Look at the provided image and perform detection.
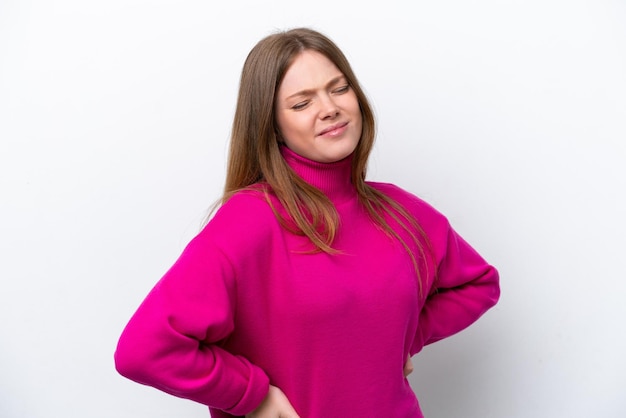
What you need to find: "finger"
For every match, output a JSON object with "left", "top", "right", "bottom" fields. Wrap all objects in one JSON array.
[
  {"left": 282, "top": 405, "right": 301, "bottom": 418},
  {"left": 280, "top": 402, "right": 300, "bottom": 418}
]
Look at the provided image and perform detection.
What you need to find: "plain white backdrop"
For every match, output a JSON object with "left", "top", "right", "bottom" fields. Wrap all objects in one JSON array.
[{"left": 1, "top": 0, "right": 625, "bottom": 417}]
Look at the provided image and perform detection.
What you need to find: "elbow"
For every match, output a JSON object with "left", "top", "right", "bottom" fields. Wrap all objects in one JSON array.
[
  {"left": 114, "top": 346, "right": 134, "bottom": 380},
  {"left": 484, "top": 265, "right": 501, "bottom": 308},
  {"left": 114, "top": 332, "right": 151, "bottom": 383}
]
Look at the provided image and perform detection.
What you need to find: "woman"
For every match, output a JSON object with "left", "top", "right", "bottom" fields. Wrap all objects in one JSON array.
[{"left": 115, "top": 27, "right": 500, "bottom": 418}]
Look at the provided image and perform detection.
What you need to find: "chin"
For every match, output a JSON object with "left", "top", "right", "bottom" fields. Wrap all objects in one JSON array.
[{"left": 333, "top": 143, "right": 358, "bottom": 161}]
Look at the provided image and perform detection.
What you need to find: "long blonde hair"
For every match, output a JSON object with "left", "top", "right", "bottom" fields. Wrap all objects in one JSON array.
[{"left": 222, "top": 28, "right": 431, "bottom": 293}]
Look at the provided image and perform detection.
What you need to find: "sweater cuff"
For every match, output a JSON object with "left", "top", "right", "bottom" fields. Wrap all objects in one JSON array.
[{"left": 221, "top": 363, "right": 270, "bottom": 416}]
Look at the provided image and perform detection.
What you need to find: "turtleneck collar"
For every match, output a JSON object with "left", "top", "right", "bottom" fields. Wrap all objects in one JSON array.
[{"left": 280, "top": 145, "right": 356, "bottom": 204}]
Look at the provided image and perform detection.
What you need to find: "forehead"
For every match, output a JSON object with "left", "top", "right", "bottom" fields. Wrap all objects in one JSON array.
[{"left": 278, "top": 50, "right": 344, "bottom": 96}]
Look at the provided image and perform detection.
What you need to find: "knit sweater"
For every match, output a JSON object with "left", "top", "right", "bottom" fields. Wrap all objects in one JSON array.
[{"left": 114, "top": 146, "right": 500, "bottom": 418}]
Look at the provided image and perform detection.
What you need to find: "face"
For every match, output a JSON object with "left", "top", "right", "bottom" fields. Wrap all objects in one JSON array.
[{"left": 275, "top": 50, "right": 362, "bottom": 163}]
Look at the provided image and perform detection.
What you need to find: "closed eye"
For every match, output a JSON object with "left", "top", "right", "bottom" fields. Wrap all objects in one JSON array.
[
  {"left": 333, "top": 85, "right": 350, "bottom": 94},
  {"left": 292, "top": 101, "right": 310, "bottom": 110}
]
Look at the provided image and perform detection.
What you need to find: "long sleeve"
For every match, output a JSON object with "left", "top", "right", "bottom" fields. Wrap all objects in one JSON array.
[
  {"left": 115, "top": 165, "right": 500, "bottom": 418},
  {"left": 411, "top": 222, "right": 500, "bottom": 355},
  {"left": 114, "top": 206, "right": 270, "bottom": 415}
]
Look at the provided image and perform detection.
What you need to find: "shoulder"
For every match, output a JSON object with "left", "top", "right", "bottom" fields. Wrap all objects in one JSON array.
[
  {"left": 368, "top": 182, "right": 453, "bottom": 255},
  {"left": 213, "top": 187, "right": 276, "bottom": 226},
  {"left": 367, "top": 181, "right": 453, "bottom": 237},
  {"left": 367, "top": 182, "right": 444, "bottom": 219},
  {"left": 196, "top": 187, "right": 280, "bottom": 249},
  {"left": 219, "top": 187, "right": 273, "bottom": 214}
]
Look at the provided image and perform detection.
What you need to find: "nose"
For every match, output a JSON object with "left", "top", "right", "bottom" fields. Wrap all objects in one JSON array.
[{"left": 319, "top": 95, "right": 339, "bottom": 120}]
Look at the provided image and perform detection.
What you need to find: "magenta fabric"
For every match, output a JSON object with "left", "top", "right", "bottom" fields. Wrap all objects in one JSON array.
[{"left": 114, "top": 147, "right": 500, "bottom": 417}]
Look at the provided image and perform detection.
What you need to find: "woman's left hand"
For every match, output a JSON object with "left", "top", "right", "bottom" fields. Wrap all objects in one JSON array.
[{"left": 403, "top": 355, "right": 414, "bottom": 377}]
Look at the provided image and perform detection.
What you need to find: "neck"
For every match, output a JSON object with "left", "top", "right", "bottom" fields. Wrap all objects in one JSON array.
[{"left": 280, "top": 146, "right": 356, "bottom": 204}]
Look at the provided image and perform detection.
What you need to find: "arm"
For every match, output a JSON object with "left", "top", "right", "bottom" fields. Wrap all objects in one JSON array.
[
  {"left": 365, "top": 182, "right": 499, "bottom": 356},
  {"left": 114, "top": 231, "right": 270, "bottom": 415},
  {"left": 411, "top": 224, "right": 500, "bottom": 355}
]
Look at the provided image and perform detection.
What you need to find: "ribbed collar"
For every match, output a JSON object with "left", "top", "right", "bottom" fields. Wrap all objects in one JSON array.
[{"left": 280, "top": 145, "right": 356, "bottom": 204}]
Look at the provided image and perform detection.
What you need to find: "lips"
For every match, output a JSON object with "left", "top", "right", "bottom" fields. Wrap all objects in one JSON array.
[{"left": 318, "top": 122, "right": 348, "bottom": 137}]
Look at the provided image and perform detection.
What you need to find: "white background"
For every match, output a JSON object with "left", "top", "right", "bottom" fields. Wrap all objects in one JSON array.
[{"left": 1, "top": 1, "right": 625, "bottom": 417}]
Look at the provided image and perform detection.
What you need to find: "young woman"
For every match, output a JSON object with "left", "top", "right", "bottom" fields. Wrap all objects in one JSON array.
[{"left": 115, "top": 27, "right": 500, "bottom": 418}]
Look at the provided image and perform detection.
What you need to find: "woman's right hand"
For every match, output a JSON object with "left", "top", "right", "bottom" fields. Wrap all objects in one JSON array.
[{"left": 245, "top": 385, "right": 300, "bottom": 418}]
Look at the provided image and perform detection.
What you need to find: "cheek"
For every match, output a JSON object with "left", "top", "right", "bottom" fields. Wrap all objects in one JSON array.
[
  {"left": 277, "top": 116, "right": 299, "bottom": 144},
  {"left": 283, "top": 114, "right": 313, "bottom": 138},
  {"left": 343, "top": 94, "right": 361, "bottom": 119}
]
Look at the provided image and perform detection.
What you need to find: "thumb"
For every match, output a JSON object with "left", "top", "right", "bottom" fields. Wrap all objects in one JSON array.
[{"left": 280, "top": 403, "right": 301, "bottom": 418}]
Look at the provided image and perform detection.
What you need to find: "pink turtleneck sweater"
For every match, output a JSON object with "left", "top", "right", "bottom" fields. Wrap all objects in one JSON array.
[{"left": 114, "top": 147, "right": 499, "bottom": 418}]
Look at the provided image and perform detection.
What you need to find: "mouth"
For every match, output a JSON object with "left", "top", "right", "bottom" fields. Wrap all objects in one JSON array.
[{"left": 318, "top": 122, "right": 349, "bottom": 137}]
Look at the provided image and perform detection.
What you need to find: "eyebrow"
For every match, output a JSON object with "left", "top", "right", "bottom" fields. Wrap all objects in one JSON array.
[{"left": 284, "top": 75, "right": 347, "bottom": 100}]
